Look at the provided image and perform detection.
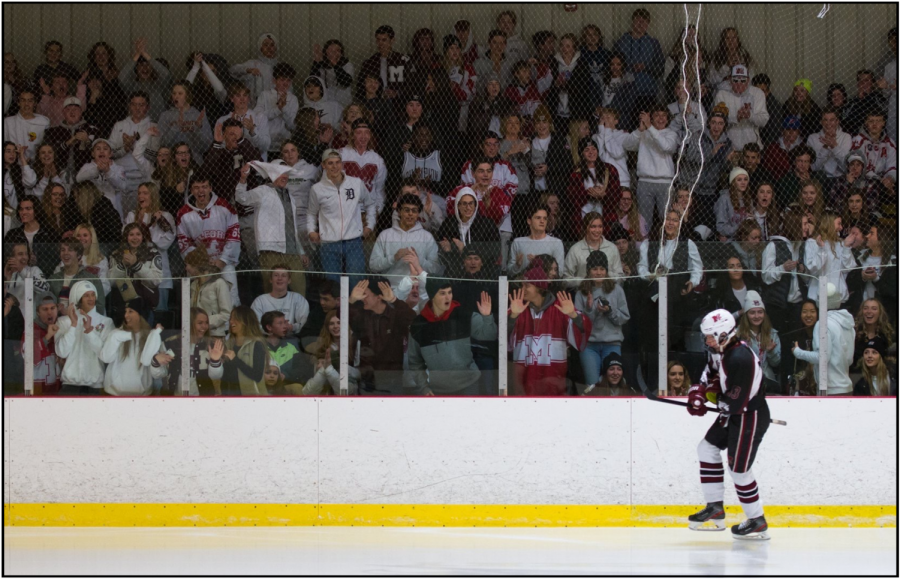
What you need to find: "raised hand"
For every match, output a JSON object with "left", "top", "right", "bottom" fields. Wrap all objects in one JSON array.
[
  {"left": 208, "top": 338, "right": 224, "bottom": 361},
  {"left": 439, "top": 238, "right": 451, "bottom": 253},
  {"left": 214, "top": 122, "right": 224, "bottom": 142},
  {"left": 3, "top": 296, "right": 14, "bottom": 316},
  {"left": 476, "top": 291, "right": 492, "bottom": 316},
  {"left": 377, "top": 281, "right": 396, "bottom": 303},
  {"left": 46, "top": 323, "right": 59, "bottom": 340},
  {"left": 349, "top": 280, "right": 369, "bottom": 303},
  {"left": 67, "top": 303, "right": 78, "bottom": 326},
  {"left": 554, "top": 291, "right": 577, "bottom": 318},
  {"left": 452, "top": 238, "right": 464, "bottom": 251},
  {"left": 82, "top": 315, "right": 94, "bottom": 334},
  {"left": 154, "top": 352, "right": 174, "bottom": 366},
  {"left": 509, "top": 287, "right": 527, "bottom": 317}
]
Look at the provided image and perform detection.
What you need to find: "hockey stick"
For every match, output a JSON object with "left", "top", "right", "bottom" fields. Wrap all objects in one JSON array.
[{"left": 638, "top": 379, "right": 787, "bottom": 426}]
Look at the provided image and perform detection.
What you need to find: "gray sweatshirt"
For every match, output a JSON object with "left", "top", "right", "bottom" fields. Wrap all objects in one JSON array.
[
  {"left": 508, "top": 235, "right": 566, "bottom": 276},
  {"left": 573, "top": 284, "right": 630, "bottom": 344}
]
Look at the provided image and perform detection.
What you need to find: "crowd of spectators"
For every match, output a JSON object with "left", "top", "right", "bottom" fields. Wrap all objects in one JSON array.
[{"left": 2, "top": 10, "right": 897, "bottom": 397}]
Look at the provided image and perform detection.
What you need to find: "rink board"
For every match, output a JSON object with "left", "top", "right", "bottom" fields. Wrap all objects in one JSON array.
[{"left": 3, "top": 397, "right": 896, "bottom": 527}]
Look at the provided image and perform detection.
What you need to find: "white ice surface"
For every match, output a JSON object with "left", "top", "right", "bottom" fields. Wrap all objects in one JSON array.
[{"left": 4, "top": 526, "right": 896, "bottom": 576}]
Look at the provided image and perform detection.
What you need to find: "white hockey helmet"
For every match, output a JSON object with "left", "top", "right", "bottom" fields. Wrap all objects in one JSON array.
[{"left": 700, "top": 309, "right": 737, "bottom": 352}]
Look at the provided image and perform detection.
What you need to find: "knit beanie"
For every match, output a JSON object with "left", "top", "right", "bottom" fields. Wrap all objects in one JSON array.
[
  {"left": 729, "top": 167, "right": 749, "bottom": 184},
  {"left": 743, "top": 290, "right": 765, "bottom": 312},
  {"left": 794, "top": 78, "right": 812, "bottom": 95},
  {"left": 425, "top": 275, "right": 452, "bottom": 299},
  {"left": 586, "top": 250, "right": 609, "bottom": 271},
  {"left": 863, "top": 335, "right": 888, "bottom": 359},
  {"left": 602, "top": 351, "right": 624, "bottom": 376},
  {"left": 523, "top": 258, "right": 549, "bottom": 290}
]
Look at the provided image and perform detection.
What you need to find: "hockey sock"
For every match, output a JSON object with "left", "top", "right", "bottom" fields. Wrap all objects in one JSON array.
[
  {"left": 697, "top": 439, "right": 725, "bottom": 504},
  {"left": 730, "top": 468, "right": 763, "bottom": 520}
]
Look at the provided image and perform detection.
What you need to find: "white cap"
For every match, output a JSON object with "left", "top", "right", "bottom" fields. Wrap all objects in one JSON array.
[
  {"left": 826, "top": 282, "right": 842, "bottom": 311},
  {"left": 63, "top": 96, "right": 82, "bottom": 108},
  {"left": 731, "top": 64, "right": 749, "bottom": 78}
]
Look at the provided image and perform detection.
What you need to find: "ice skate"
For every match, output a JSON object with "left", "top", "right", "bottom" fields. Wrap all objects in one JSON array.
[
  {"left": 731, "top": 515, "right": 770, "bottom": 540},
  {"left": 688, "top": 502, "right": 726, "bottom": 531}
]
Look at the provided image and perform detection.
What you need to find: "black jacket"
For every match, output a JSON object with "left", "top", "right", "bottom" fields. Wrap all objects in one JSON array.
[
  {"left": 3, "top": 225, "right": 61, "bottom": 280},
  {"left": 435, "top": 213, "right": 501, "bottom": 278}
]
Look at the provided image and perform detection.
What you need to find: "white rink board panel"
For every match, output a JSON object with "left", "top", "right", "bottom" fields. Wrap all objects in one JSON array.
[
  {"left": 5, "top": 399, "right": 319, "bottom": 504},
  {"left": 3, "top": 398, "right": 896, "bottom": 508},
  {"left": 631, "top": 397, "right": 898, "bottom": 506},
  {"left": 316, "top": 398, "right": 632, "bottom": 505}
]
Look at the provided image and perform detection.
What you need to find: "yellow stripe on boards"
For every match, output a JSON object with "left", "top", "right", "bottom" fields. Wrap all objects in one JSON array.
[{"left": 4, "top": 504, "right": 896, "bottom": 528}]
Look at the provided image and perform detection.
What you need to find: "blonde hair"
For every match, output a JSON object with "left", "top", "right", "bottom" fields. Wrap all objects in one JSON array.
[
  {"left": 737, "top": 306, "right": 774, "bottom": 352},
  {"left": 74, "top": 223, "right": 103, "bottom": 266},
  {"left": 858, "top": 351, "right": 891, "bottom": 395},
  {"left": 797, "top": 179, "right": 825, "bottom": 223},
  {"left": 666, "top": 361, "right": 691, "bottom": 395},
  {"left": 816, "top": 211, "right": 841, "bottom": 258},
  {"left": 227, "top": 305, "right": 265, "bottom": 342},
  {"left": 73, "top": 181, "right": 102, "bottom": 221},
  {"left": 136, "top": 182, "right": 162, "bottom": 216},
  {"left": 854, "top": 299, "right": 896, "bottom": 350},
  {"left": 568, "top": 118, "right": 589, "bottom": 165}
]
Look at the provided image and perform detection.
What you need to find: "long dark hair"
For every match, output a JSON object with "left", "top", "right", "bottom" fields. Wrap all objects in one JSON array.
[
  {"left": 17, "top": 194, "right": 47, "bottom": 227},
  {"left": 111, "top": 222, "right": 158, "bottom": 264},
  {"left": 603, "top": 52, "right": 627, "bottom": 86}
]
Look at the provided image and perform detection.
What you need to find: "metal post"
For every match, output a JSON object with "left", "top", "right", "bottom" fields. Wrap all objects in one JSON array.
[
  {"left": 498, "top": 276, "right": 508, "bottom": 396},
  {"left": 658, "top": 276, "right": 668, "bottom": 396},
  {"left": 181, "top": 277, "right": 191, "bottom": 395},
  {"left": 817, "top": 275, "right": 829, "bottom": 396},
  {"left": 23, "top": 275, "right": 34, "bottom": 395},
  {"left": 339, "top": 276, "right": 349, "bottom": 395}
]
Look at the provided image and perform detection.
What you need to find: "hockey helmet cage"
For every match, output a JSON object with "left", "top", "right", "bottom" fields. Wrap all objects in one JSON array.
[{"left": 700, "top": 309, "right": 737, "bottom": 352}]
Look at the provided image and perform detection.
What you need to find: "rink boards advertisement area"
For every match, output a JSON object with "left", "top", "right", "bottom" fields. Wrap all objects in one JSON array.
[{"left": 2, "top": 397, "right": 896, "bottom": 528}]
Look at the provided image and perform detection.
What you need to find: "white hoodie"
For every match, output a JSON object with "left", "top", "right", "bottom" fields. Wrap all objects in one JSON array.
[
  {"left": 235, "top": 180, "right": 305, "bottom": 255},
  {"left": 54, "top": 280, "right": 114, "bottom": 388},
  {"left": 101, "top": 326, "right": 165, "bottom": 396},
  {"left": 803, "top": 238, "right": 856, "bottom": 303},
  {"left": 255, "top": 88, "right": 299, "bottom": 153},
  {"left": 807, "top": 129, "right": 852, "bottom": 178},
  {"left": 623, "top": 125, "right": 679, "bottom": 183},
  {"left": 307, "top": 173, "right": 376, "bottom": 243},
  {"left": 594, "top": 126, "right": 630, "bottom": 188},
  {"left": 75, "top": 160, "right": 128, "bottom": 218},
  {"left": 793, "top": 308, "right": 855, "bottom": 394},
  {"left": 301, "top": 76, "right": 343, "bottom": 131},
  {"left": 230, "top": 33, "right": 281, "bottom": 106},
  {"left": 369, "top": 221, "right": 442, "bottom": 285}
]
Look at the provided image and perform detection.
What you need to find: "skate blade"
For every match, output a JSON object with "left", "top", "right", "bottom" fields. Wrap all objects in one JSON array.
[
  {"left": 689, "top": 520, "right": 726, "bottom": 531},
  {"left": 732, "top": 531, "right": 770, "bottom": 541}
]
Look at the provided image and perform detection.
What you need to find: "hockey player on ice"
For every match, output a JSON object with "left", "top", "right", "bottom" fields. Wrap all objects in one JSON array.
[{"left": 686, "top": 308, "right": 770, "bottom": 540}]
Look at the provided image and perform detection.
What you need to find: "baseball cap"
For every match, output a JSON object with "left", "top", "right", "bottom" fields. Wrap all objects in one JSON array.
[
  {"left": 731, "top": 64, "right": 749, "bottom": 79},
  {"left": 782, "top": 115, "right": 801, "bottom": 130},
  {"left": 321, "top": 148, "right": 341, "bottom": 162},
  {"left": 406, "top": 94, "right": 423, "bottom": 105},
  {"left": 351, "top": 118, "right": 371, "bottom": 131},
  {"left": 846, "top": 151, "right": 866, "bottom": 165},
  {"left": 63, "top": 96, "right": 82, "bottom": 108}
]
